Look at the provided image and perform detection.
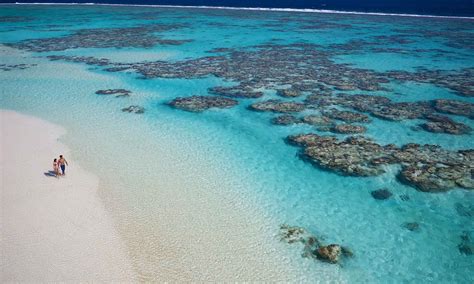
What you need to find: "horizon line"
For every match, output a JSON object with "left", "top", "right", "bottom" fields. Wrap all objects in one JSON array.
[{"left": 4, "top": 2, "right": 474, "bottom": 20}]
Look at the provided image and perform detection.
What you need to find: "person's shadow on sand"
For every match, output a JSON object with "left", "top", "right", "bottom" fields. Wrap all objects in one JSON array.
[{"left": 44, "top": 170, "right": 57, "bottom": 177}]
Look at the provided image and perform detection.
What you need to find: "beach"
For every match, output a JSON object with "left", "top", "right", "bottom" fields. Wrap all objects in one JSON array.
[{"left": 0, "top": 110, "right": 136, "bottom": 281}]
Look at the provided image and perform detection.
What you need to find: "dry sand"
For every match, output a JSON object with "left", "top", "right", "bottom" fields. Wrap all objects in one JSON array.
[{"left": 0, "top": 110, "right": 136, "bottom": 282}]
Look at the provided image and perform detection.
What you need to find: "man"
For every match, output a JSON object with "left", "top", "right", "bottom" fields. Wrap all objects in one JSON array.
[{"left": 58, "top": 155, "right": 68, "bottom": 176}]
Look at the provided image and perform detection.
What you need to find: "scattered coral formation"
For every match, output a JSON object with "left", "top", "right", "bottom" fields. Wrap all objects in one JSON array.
[
  {"left": 96, "top": 89, "right": 132, "bottom": 98},
  {"left": 279, "top": 224, "right": 353, "bottom": 264},
  {"left": 168, "top": 95, "right": 238, "bottom": 112},
  {"left": 48, "top": 55, "right": 111, "bottom": 66},
  {"left": 208, "top": 85, "right": 263, "bottom": 98},
  {"left": 249, "top": 100, "right": 305, "bottom": 113},
  {"left": 302, "top": 115, "right": 334, "bottom": 127},
  {"left": 323, "top": 108, "right": 371, "bottom": 123},
  {"left": 331, "top": 124, "right": 367, "bottom": 134},
  {"left": 272, "top": 114, "right": 302, "bottom": 125},
  {"left": 371, "top": 188, "right": 393, "bottom": 200},
  {"left": 276, "top": 88, "right": 302, "bottom": 98},
  {"left": 433, "top": 99, "right": 474, "bottom": 118},
  {"left": 0, "top": 63, "right": 37, "bottom": 71},
  {"left": 11, "top": 19, "right": 472, "bottom": 195},
  {"left": 8, "top": 24, "right": 190, "bottom": 52},
  {"left": 288, "top": 134, "right": 473, "bottom": 192},
  {"left": 305, "top": 93, "right": 473, "bottom": 135},
  {"left": 121, "top": 105, "right": 145, "bottom": 114},
  {"left": 420, "top": 114, "right": 471, "bottom": 135}
]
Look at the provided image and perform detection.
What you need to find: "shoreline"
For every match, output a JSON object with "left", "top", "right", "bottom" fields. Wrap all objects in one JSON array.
[
  {"left": 0, "top": 110, "right": 136, "bottom": 282},
  {"left": 0, "top": 108, "right": 312, "bottom": 281},
  {"left": 3, "top": 3, "right": 473, "bottom": 20}
]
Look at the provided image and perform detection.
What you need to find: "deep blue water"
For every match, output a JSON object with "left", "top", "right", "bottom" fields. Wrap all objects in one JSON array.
[{"left": 1, "top": 0, "right": 474, "bottom": 17}]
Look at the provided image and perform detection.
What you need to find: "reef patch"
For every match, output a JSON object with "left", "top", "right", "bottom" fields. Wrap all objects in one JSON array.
[
  {"left": 287, "top": 134, "right": 473, "bottom": 192},
  {"left": 279, "top": 224, "right": 353, "bottom": 264},
  {"left": 168, "top": 95, "right": 238, "bottom": 112}
]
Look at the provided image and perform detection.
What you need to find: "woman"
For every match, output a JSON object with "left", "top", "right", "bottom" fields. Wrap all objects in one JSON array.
[{"left": 53, "top": 158, "right": 59, "bottom": 178}]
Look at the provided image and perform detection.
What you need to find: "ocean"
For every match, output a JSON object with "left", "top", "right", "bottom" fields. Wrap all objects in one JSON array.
[
  {"left": 2, "top": 0, "right": 474, "bottom": 17},
  {"left": 0, "top": 3, "right": 473, "bottom": 282}
]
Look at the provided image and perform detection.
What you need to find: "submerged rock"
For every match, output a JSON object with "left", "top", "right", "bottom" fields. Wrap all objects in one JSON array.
[
  {"left": 420, "top": 114, "right": 471, "bottom": 135},
  {"left": 168, "top": 95, "right": 238, "bottom": 112},
  {"left": 104, "top": 66, "right": 130, "bottom": 72},
  {"left": 458, "top": 231, "right": 473, "bottom": 255},
  {"left": 272, "top": 114, "right": 301, "bottom": 125},
  {"left": 276, "top": 88, "right": 302, "bottom": 98},
  {"left": 48, "top": 55, "right": 111, "bottom": 66},
  {"left": 398, "top": 164, "right": 469, "bottom": 192},
  {"left": 121, "top": 105, "right": 144, "bottom": 114},
  {"left": 96, "top": 89, "right": 132, "bottom": 97},
  {"left": 288, "top": 134, "right": 395, "bottom": 176},
  {"left": 304, "top": 93, "right": 448, "bottom": 125},
  {"left": 316, "top": 244, "right": 342, "bottom": 263},
  {"left": 402, "top": 222, "right": 420, "bottom": 231},
  {"left": 249, "top": 100, "right": 305, "bottom": 113},
  {"left": 341, "top": 246, "right": 354, "bottom": 258},
  {"left": 433, "top": 99, "right": 474, "bottom": 118},
  {"left": 334, "top": 84, "right": 357, "bottom": 91},
  {"left": 287, "top": 133, "right": 474, "bottom": 192},
  {"left": 9, "top": 23, "right": 190, "bottom": 52},
  {"left": 302, "top": 115, "right": 334, "bottom": 127},
  {"left": 371, "top": 188, "right": 393, "bottom": 200},
  {"left": 395, "top": 145, "right": 474, "bottom": 192},
  {"left": 279, "top": 224, "right": 308, "bottom": 244},
  {"left": 331, "top": 124, "right": 367, "bottom": 134},
  {"left": 0, "top": 63, "right": 37, "bottom": 71},
  {"left": 287, "top": 133, "right": 337, "bottom": 147},
  {"left": 371, "top": 101, "right": 432, "bottom": 121},
  {"left": 459, "top": 243, "right": 473, "bottom": 255},
  {"left": 385, "top": 68, "right": 474, "bottom": 98},
  {"left": 208, "top": 86, "right": 263, "bottom": 98},
  {"left": 280, "top": 224, "right": 350, "bottom": 264},
  {"left": 323, "top": 108, "right": 371, "bottom": 123}
]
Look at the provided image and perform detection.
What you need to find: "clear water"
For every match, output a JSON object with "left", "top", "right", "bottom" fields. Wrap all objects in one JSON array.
[{"left": 1, "top": 4, "right": 473, "bottom": 282}]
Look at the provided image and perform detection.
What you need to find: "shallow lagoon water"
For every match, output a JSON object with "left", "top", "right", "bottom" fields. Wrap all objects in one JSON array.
[{"left": 1, "top": 4, "right": 473, "bottom": 282}]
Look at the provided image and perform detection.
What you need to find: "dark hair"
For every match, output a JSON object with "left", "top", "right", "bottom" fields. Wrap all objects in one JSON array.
[
  {"left": 54, "top": 158, "right": 57, "bottom": 162},
  {"left": 59, "top": 155, "right": 63, "bottom": 158}
]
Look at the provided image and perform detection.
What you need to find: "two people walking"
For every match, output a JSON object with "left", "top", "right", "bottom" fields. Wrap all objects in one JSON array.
[{"left": 53, "top": 155, "right": 68, "bottom": 178}]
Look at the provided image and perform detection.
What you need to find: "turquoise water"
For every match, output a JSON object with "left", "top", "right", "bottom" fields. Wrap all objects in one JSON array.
[{"left": 1, "top": 4, "right": 473, "bottom": 282}]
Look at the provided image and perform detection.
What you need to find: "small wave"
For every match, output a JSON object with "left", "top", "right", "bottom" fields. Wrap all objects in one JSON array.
[{"left": 6, "top": 2, "right": 474, "bottom": 20}]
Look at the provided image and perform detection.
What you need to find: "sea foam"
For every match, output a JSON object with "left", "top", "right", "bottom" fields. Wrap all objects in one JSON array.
[{"left": 8, "top": 2, "right": 474, "bottom": 20}]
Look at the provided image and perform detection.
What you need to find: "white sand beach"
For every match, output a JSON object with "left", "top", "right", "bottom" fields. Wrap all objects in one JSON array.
[{"left": 0, "top": 110, "right": 136, "bottom": 282}]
